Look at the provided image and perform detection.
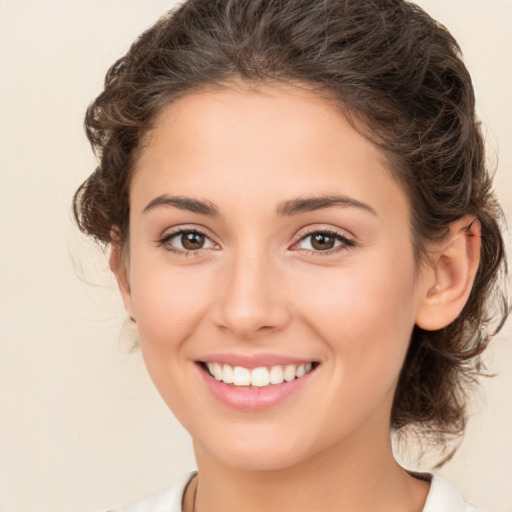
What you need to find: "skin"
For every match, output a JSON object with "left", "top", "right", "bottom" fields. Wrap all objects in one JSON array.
[{"left": 111, "top": 84, "right": 481, "bottom": 512}]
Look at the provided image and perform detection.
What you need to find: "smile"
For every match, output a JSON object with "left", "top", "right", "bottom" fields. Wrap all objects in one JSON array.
[
  {"left": 196, "top": 356, "right": 320, "bottom": 411},
  {"left": 203, "top": 362, "right": 316, "bottom": 388}
]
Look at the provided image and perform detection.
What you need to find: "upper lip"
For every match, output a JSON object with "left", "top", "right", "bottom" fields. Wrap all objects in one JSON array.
[{"left": 197, "top": 352, "right": 318, "bottom": 369}]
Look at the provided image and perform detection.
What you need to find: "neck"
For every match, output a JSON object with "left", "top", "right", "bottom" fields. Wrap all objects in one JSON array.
[{"left": 191, "top": 430, "right": 429, "bottom": 512}]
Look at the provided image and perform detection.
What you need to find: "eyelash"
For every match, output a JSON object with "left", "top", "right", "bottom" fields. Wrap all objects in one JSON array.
[
  {"left": 157, "top": 227, "right": 355, "bottom": 257},
  {"left": 292, "top": 228, "right": 355, "bottom": 256}
]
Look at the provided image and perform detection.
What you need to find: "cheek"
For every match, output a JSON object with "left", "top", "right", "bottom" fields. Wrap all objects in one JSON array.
[
  {"left": 127, "top": 259, "right": 217, "bottom": 421},
  {"left": 128, "top": 258, "right": 211, "bottom": 361},
  {"left": 294, "top": 250, "right": 419, "bottom": 385}
]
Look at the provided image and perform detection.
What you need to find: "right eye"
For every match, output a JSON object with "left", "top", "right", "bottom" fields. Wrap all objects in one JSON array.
[{"left": 159, "top": 229, "right": 217, "bottom": 255}]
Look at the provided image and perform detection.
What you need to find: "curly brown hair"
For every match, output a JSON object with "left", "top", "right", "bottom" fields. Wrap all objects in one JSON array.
[{"left": 73, "top": 0, "right": 508, "bottom": 456}]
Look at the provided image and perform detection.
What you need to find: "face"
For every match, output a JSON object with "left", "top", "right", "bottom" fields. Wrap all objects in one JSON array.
[{"left": 118, "top": 84, "right": 429, "bottom": 471}]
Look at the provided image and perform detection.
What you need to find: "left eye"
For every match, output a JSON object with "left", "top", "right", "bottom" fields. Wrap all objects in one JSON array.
[{"left": 295, "top": 231, "right": 351, "bottom": 251}]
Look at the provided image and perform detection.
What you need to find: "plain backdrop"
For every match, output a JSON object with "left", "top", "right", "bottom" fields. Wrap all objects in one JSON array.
[{"left": 0, "top": 1, "right": 511, "bottom": 511}]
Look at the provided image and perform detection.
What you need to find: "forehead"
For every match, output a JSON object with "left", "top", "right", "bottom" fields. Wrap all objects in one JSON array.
[
  {"left": 143, "top": 84, "right": 385, "bottom": 168},
  {"left": 131, "top": 84, "right": 409, "bottom": 222}
]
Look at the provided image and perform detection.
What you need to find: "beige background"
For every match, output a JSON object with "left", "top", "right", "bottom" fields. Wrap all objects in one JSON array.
[{"left": 0, "top": 1, "right": 510, "bottom": 511}]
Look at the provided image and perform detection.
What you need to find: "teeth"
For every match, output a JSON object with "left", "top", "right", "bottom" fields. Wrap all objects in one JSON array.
[
  {"left": 212, "top": 362, "right": 223, "bottom": 381},
  {"left": 222, "top": 364, "right": 233, "bottom": 384},
  {"left": 269, "top": 365, "right": 284, "bottom": 384},
  {"left": 233, "top": 366, "right": 251, "bottom": 386},
  {"left": 251, "top": 367, "right": 270, "bottom": 387},
  {"left": 284, "top": 365, "right": 296, "bottom": 382},
  {"left": 205, "top": 362, "right": 315, "bottom": 388}
]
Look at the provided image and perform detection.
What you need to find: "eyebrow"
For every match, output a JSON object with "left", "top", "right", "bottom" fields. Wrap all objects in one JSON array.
[
  {"left": 143, "top": 195, "right": 221, "bottom": 217},
  {"left": 276, "top": 194, "right": 377, "bottom": 217},
  {"left": 142, "top": 193, "right": 377, "bottom": 217}
]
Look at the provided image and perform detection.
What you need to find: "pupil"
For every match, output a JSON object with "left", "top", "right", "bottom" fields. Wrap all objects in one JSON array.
[
  {"left": 182, "top": 232, "right": 204, "bottom": 250},
  {"left": 311, "top": 233, "right": 334, "bottom": 250}
]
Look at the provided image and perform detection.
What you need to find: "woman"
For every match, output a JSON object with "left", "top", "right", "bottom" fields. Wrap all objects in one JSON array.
[{"left": 73, "top": 0, "right": 508, "bottom": 510}]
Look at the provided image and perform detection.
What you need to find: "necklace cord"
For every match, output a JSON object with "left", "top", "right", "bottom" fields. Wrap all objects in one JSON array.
[{"left": 192, "top": 475, "right": 198, "bottom": 512}]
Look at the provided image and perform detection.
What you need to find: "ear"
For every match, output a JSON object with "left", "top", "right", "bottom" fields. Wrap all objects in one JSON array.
[
  {"left": 109, "top": 233, "right": 135, "bottom": 320},
  {"left": 415, "top": 215, "right": 481, "bottom": 331}
]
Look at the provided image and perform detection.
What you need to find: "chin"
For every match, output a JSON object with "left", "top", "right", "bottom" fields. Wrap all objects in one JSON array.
[
  {"left": 214, "top": 450, "right": 307, "bottom": 472},
  {"left": 195, "top": 428, "right": 314, "bottom": 472}
]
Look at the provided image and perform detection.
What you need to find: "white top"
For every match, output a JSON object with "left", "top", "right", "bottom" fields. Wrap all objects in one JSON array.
[{"left": 103, "top": 472, "right": 480, "bottom": 512}]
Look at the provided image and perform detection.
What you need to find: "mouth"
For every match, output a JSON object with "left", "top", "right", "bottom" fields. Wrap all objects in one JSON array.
[{"left": 198, "top": 361, "right": 320, "bottom": 389}]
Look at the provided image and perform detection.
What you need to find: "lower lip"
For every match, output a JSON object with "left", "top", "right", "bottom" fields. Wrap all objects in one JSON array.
[{"left": 197, "top": 364, "right": 317, "bottom": 412}]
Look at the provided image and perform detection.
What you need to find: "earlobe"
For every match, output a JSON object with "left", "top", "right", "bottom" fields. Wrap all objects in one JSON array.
[
  {"left": 415, "top": 216, "right": 481, "bottom": 331},
  {"left": 109, "top": 237, "right": 135, "bottom": 319}
]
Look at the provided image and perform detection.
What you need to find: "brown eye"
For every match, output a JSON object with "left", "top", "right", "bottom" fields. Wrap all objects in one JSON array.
[
  {"left": 181, "top": 231, "right": 205, "bottom": 250},
  {"left": 162, "top": 229, "right": 216, "bottom": 253},
  {"left": 294, "top": 230, "right": 354, "bottom": 254},
  {"left": 311, "top": 233, "right": 336, "bottom": 250}
]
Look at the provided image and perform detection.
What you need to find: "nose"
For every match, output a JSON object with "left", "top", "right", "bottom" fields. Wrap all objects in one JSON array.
[{"left": 212, "top": 247, "right": 291, "bottom": 341}]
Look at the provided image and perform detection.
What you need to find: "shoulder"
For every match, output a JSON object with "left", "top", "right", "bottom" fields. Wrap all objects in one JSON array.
[
  {"left": 100, "top": 472, "right": 195, "bottom": 512},
  {"left": 423, "top": 474, "right": 482, "bottom": 512}
]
